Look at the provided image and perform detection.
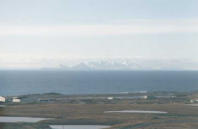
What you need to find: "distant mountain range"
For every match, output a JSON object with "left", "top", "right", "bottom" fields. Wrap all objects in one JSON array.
[{"left": 42, "top": 58, "right": 198, "bottom": 71}]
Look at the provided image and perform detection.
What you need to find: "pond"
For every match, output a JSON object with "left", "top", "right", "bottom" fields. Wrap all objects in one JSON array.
[
  {"left": 50, "top": 125, "right": 110, "bottom": 129},
  {"left": 0, "top": 116, "right": 51, "bottom": 123},
  {"left": 104, "top": 110, "right": 167, "bottom": 114}
]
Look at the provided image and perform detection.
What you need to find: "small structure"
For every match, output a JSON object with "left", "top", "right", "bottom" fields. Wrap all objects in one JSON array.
[
  {"left": 12, "top": 97, "right": 21, "bottom": 103},
  {"left": 107, "top": 97, "right": 114, "bottom": 100},
  {"left": 143, "top": 95, "right": 148, "bottom": 99},
  {"left": 0, "top": 96, "right": 5, "bottom": 103},
  {"left": 190, "top": 99, "right": 194, "bottom": 103},
  {"left": 190, "top": 99, "right": 198, "bottom": 103}
]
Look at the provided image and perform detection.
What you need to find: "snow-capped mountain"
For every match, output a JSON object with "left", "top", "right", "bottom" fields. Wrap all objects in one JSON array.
[{"left": 55, "top": 58, "right": 198, "bottom": 71}]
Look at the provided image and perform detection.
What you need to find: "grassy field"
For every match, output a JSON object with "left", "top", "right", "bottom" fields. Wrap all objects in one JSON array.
[{"left": 1, "top": 92, "right": 198, "bottom": 129}]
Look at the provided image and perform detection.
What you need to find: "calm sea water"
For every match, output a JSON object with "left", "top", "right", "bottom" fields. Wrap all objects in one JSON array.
[{"left": 0, "top": 71, "right": 198, "bottom": 96}]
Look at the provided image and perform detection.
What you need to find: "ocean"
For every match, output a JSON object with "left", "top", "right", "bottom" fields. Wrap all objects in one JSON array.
[{"left": 0, "top": 70, "right": 198, "bottom": 96}]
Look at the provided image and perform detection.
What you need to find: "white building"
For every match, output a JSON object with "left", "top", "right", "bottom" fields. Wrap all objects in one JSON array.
[
  {"left": 190, "top": 99, "right": 194, "bottom": 103},
  {"left": 12, "top": 97, "right": 21, "bottom": 103},
  {"left": 107, "top": 97, "right": 114, "bottom": 100},
  {"left": 190, "top": 99, "right": 198, "bottom": 103},
  {"left": 143, "top": 95, "right": 148, "bottom": 99},
  {"left": 0, "top": 96, "right": 6, "bottom": 103}
]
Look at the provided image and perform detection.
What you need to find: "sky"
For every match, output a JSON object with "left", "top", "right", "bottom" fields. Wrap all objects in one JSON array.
[{"left": 0, "top": 0, "right": 198, "bottom": 69}]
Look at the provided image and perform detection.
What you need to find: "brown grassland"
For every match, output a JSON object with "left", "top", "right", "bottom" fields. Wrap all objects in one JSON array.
[{"left": 1, "top": 93, "right": 198, "bottom": 129}]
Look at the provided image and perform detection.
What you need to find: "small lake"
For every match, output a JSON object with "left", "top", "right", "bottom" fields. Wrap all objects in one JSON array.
[
  {"left": 104, "top": 110, "right": 167, "bottom": 114},
  {"left": 188, "top": 104, "right": 198, "bottom": 106},
  {"left": 0, "top": 116, "right": 50, "bottom": 123},
  {"left": 50, "top": 125, "right": 110, "bottom": 129}
]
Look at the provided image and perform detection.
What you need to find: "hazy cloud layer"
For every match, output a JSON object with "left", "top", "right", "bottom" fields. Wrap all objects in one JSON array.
[
  {"left": 1, "top": 0, "right": 198, "bottom": 69},
  {"left": 0, "top": 19, "right": 198, "bottom": 36}
]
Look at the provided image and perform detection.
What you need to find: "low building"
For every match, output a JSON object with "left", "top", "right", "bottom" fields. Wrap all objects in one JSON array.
[
  {"left": 190, "top": 99, "right": 194, "bottom": 103},
  {"left": 12, "top": 97, "right": 21, "bottom": 103},
  {"left": 143, "top": 95, "right": 148, "bottom": 99},
  {"left": 0, "top": 96, "right": 5, "bottom": 103},
  {"left": 107, "top": 97, "right": 114, "bottom": 100},
  {"left": 190, "top": 99, "right": 198, "bottom": 103}
]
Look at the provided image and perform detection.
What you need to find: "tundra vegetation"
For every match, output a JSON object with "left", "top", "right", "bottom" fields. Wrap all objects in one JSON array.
[{"left": 0, "top": 91, "right": 198, "bottom": 129}]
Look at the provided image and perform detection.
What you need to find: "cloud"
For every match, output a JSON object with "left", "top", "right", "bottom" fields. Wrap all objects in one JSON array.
[{"left": 0, "top": 19, "right": 198, "bottom": 37}]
